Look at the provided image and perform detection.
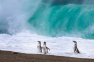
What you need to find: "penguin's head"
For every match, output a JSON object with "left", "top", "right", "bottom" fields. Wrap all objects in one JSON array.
[
  {"left": 73, "top": 41, "right": 77, "bottom": 44},
  {"left": 38, "top": 41, "right": 41, "bottom": 44},
  {"left": 44, "top": 41, "right": 46, "bottom": 44}
]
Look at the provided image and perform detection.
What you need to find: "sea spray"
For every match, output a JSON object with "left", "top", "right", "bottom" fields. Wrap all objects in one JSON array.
[{"left": 0, "top": 0, "right": 42, "bottom": 34}]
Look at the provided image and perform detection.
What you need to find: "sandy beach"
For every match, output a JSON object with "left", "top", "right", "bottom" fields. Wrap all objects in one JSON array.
[{"left": 0, "top": 50, "right": 94, "bottom": 62}]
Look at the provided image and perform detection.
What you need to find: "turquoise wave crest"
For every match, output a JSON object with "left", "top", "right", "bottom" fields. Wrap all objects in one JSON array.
[{"left": 28, "top": 3, "right": 94, "bottom": 39}]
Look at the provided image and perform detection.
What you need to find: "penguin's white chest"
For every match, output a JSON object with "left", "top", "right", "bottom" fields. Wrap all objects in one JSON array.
[
  {"left": 43, "top": 45, "right": 47, "bottom": 52},
  {"left": 37, "top": 43, "right": 41, "bottom": 52}
]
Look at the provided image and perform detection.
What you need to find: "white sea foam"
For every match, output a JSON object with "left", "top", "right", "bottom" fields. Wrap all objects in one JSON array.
[{"left": 0, "top": 30, "right": 94, "bottom": 59}]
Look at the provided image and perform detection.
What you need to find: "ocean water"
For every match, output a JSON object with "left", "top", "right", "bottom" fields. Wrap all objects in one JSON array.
[
  {"left": 0, "top": 0, "right": 94, "bottom": 39},
  {"left": 28, "top": 3, "right": 94, "bottom": 39},
  {"left": 0, "top": 0, "right": 94, "bottom": 59}
]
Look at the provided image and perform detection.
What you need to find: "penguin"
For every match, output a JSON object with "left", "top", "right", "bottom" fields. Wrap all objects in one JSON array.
[
  {"left": 73, "top": 41, "right": 80, "bottom": 54},
  {"left": 37, "top": 41, "right": 42, "bottom": 53},
  {"left": 42, "top": 41, "right": 50, "bottom": 54}
]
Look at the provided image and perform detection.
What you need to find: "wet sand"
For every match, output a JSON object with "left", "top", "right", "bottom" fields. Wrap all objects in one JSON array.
[{"left": 0, "top": 50, "right": 94, "bottom": 62}]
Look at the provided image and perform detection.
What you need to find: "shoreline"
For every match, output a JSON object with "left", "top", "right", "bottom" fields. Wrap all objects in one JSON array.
[{"left": 0, "top": 50, "right": 94, "bottom": 62}]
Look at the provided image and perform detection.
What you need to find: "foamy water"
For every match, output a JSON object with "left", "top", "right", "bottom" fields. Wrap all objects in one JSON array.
[{"left": 0, "top": 30, "right": 94, "bottom": 59}]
